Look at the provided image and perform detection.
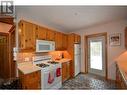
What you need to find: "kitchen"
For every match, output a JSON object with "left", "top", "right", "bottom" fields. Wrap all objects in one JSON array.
[
  {"left": 0, "top": 6, "right": 127, "bottom": 90},
  {"left": 17, "top": 19, "right": 81, "bottom": 89}
]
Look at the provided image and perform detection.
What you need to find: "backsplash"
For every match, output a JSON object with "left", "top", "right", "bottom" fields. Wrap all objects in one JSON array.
[
  {"left": 17, "top": 50, "right": 70, "bottom": 63},
  {"left": 17, "top": 52, "right": 34, "bottom": 63},
  {"left": 48, "top": 51, "right": 71, "bottom": 60}
]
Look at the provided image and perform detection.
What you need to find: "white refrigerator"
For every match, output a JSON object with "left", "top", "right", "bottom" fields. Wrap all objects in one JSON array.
[{"left": 74, "top": 44, "right": 81, "bottom": 76}]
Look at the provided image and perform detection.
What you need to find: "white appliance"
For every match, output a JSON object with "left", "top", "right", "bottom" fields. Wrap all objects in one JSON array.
[
  {"left": 33, "top": 55, "right": 62, "bottom": 89},
  {"left": 74, "top": 44, "right": 81, "bottom": 76},
  {"left": 36, "top": 40, "right": 55, "bottom": 52}
]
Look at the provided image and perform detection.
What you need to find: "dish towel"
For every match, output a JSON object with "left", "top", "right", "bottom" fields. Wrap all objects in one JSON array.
[
  {"left": 56, "top": 68, "right": 61, "bottom": 77},
  {"left": 48, "top": 70, "right": 54, "bottom": 84}
]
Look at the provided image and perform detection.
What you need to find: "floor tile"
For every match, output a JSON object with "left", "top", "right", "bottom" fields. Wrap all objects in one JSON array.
[{"left": 60, "top": 74, "right": 119, "bottom": 90}]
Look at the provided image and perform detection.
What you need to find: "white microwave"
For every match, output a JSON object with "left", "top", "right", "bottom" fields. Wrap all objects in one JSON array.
[{"left": 36, "top": 40, "right": 55, "bottom": 52}]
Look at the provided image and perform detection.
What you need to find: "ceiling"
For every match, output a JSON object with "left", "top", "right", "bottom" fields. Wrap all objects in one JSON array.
[{"left": 16, "top": 6, "right": 127, "bottom": 32}]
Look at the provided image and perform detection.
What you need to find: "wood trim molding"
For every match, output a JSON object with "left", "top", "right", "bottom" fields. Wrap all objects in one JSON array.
[
  {"left": 0, "top": 15, "right": 14, "bottom": 25},
  {"left": 8, "top": 24, "right": 15, "bottom": 33},
  {"left": 84, "top": 32, "right": 108, "bottom": 79},
  {"left": 0, "top": 32, "right": 8, "bottom": 35}
]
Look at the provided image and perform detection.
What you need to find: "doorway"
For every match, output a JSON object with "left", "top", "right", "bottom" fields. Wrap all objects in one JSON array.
[
  {"left": 85, "top": 33, "right": 107, "bottom": 78},
  {"left": 0, "top": 33, "right": 9, "bottom": 79}
]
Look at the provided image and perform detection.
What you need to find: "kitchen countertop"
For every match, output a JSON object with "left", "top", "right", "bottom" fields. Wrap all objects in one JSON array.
[
  {"left": 17, "top": 62, "right": 41, "bottom": 75},
  {"left": 55, "top": 58, "right": 72, "bottom": 63},
  {"left": 116, "top": 62, "right": 127, "bottom": 85},
  {"left": 17, "top": 58, "right": 71, "bottom": 74}
]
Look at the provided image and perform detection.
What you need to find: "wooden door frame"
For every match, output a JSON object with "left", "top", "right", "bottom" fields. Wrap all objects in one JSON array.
[
  {"left": 84, "top": 32, "right": 108, "bottom": 79},
  {"left": 0, "top": 25, "right": 15, "bottom": 78},
  {"left": 0, "top": 32, "right": 9, "bottom": 79},
  {"left": 9, "top": 25, "right": 16, "bottom": 78}
]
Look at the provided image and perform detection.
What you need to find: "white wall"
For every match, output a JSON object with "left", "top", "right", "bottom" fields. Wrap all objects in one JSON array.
[
  {"left": 73, "top": 19, "right": 127, "bottom": 80},
  {"left": 15, "top": 10, "right": 65, "bottom": 33}
]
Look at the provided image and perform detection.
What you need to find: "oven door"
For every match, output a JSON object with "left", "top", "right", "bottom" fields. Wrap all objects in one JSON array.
[{"left": 41, "top": 69, "right": 56, "bottom": 89}]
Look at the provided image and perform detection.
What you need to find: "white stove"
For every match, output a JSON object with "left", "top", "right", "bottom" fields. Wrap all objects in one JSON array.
[{"left": 33, "top": 55, "right": 62, "bottom": 89}]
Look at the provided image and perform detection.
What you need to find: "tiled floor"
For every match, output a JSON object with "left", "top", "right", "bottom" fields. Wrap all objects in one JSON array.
[{"left": 61, "top": 73, "right": 119, "bottom": 90}]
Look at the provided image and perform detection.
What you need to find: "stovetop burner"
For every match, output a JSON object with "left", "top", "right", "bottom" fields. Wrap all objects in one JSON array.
[
  {"left": 47, "top": 61, "right": 59, "bottom": 64},
  {"left": 36, "top": 63, "right": 49, "bottom": 68}
]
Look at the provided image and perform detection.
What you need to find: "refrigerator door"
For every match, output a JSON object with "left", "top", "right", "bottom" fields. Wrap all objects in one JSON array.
[
  {"left": 74, "top": 44, "right": 80, "bottom": 55},
  {"left": 74, "top": 54, "right": 80, "bottom": 76}
]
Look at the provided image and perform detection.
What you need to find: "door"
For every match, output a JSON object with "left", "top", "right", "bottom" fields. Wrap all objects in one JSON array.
[
  {"left": 0, "top": 33, "right": 9, "bottom": 79},
  {"left": 88, "top": 36, "right": 106, "bottom": 77}
]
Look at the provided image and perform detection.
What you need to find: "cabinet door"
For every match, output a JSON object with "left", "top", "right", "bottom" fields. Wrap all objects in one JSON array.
[
  {"left": 62, "top": 34, "right": 68, "bottom": 50},
  {"left": 55, "top": 32, "right": 62, "bottom": 50},
  {"left": 18, "top": 20, "right": 36, "bottom": 51},
  {"left": 77, "top": 35, "right": 81, "bottom": 43},
  {"left": 62, "top": 63, "right": 67, "bottom": 82},
  {"left": 74, "top": 34, "right": 78, "bottom": 43},
  {"left": 74, "top": 34, "right": 81, "bottom": 43},
  {"left": 36, "top": 26, "right": 47, "bottom": 40},
  {"left": 46, "top": 29, "right": 55, "bottom": 41},
  {"left": 66, "top": 62, "right": 70, "bottom": 79},
  {"left": 19, "top": 70, "right": 41, "bottom": 90}
]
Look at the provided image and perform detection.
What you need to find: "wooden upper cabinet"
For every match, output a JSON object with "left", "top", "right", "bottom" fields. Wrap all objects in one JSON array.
[
  {"left": 125, "top": 27, "right": 127, "bottom": 49},
  {"left": 46, "top": 29, "right": 55, "bottom": 41},
  {"left": 55, "top": 32, "right": 62, "bottom": 50},
  {"left": 77, "top": 35, "right": 81, "bottom": 43},
  {"left": 18, "top": 20, "right": 36, "bottom": 51},
  {"left": 62, "top": 34, "right": 68, "bottom": 50},
  {"left": 55, "top": 32, "right": 68, "bottom": 50},
  {"left": 36, "top": 26, "right": 47, "bottom": 40},
  {"left": 68, "top": 33, "right": 81, "bottom": 44},
  {"left": 74, "top": 34, "right": 81, "bottom": 43}
]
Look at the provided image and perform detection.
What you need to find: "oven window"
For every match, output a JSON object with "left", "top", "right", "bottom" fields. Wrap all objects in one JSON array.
[{"left": 39, "top": 45, "right": 50, "bottom": 50}]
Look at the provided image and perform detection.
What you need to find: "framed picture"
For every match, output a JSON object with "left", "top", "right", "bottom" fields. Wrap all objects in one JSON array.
[{"left": 109, "top": 33, "right": 121, "bottom": 46}]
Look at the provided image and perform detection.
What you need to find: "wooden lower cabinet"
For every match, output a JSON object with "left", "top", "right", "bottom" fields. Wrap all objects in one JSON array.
[
  {"left": 62, "top": 61, "right": 70, "bottom": 82},
  {"left": 18, "top": 70, "right": 41, "bottom": 90},
  {"left": 116, "top": 64, "right": 127, "bottom": 89}
]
